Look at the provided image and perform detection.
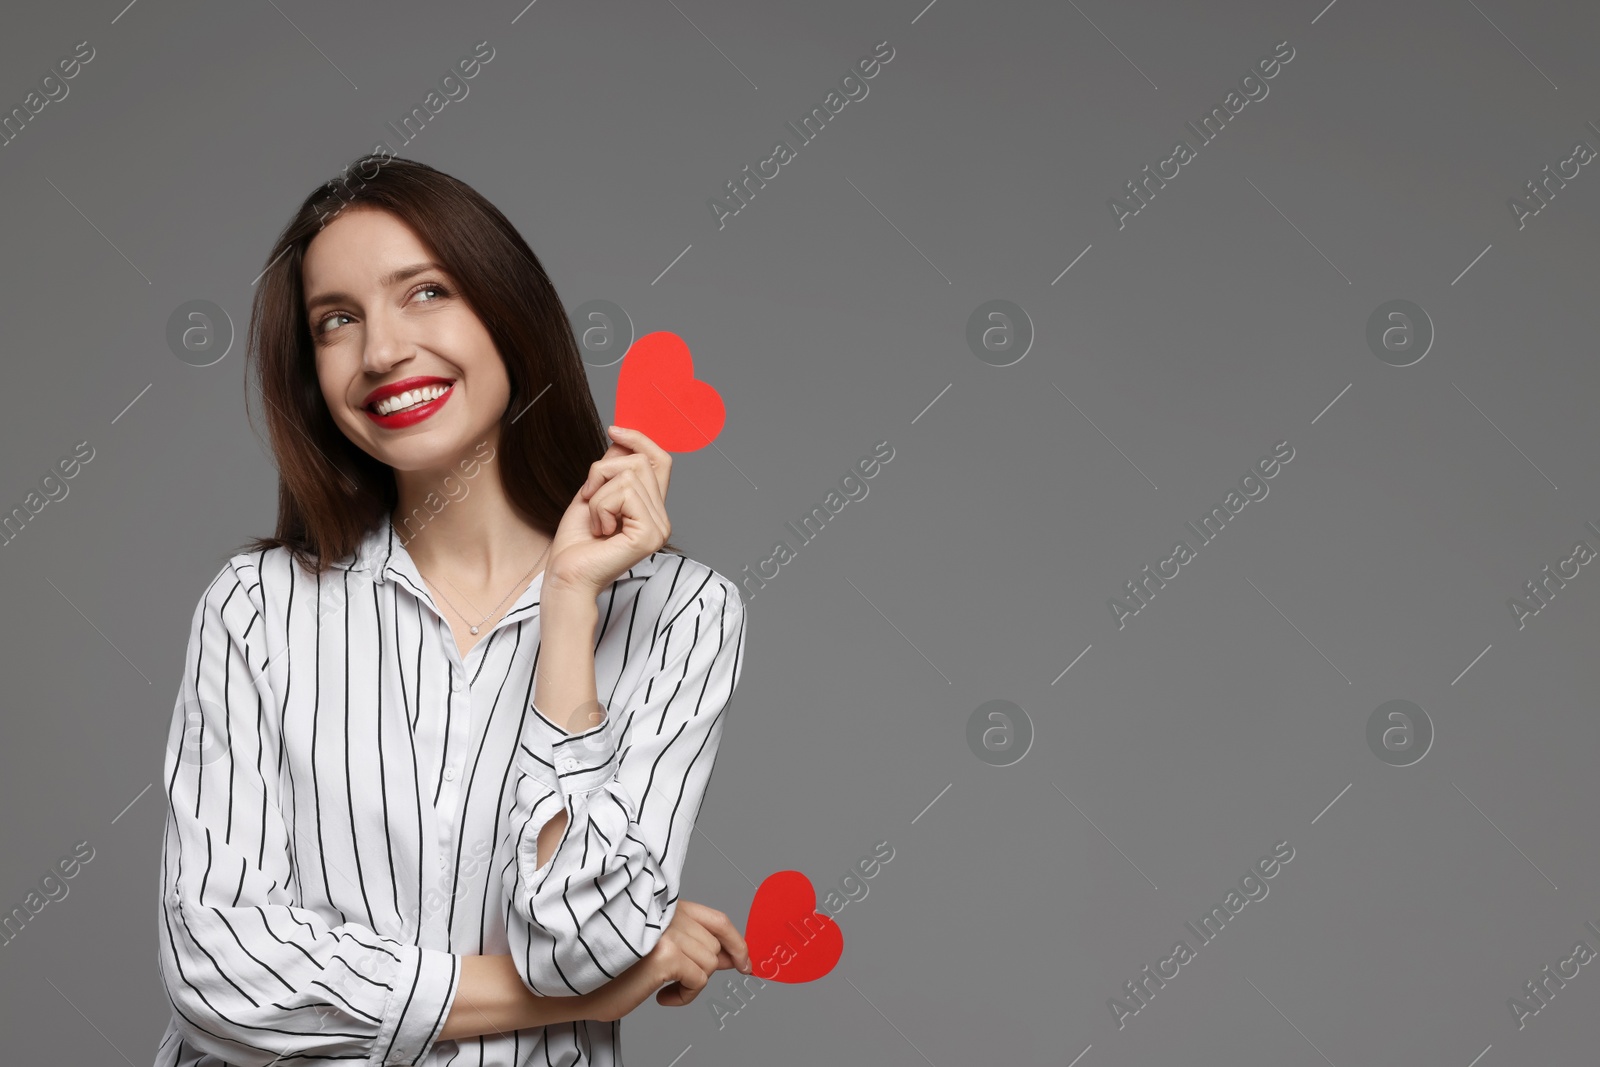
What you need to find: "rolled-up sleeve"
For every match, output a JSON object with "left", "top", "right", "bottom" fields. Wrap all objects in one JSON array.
[
  {"left": 157, "top": 561, "right": 459, "bottom": 1066},
  {"left": 502, "top": 575, "right": 748, "bottom": 996}
]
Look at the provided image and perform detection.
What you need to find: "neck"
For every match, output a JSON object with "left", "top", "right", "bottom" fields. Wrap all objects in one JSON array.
[{"left": 389, "top": 452, "right": 551, "bottom": 590}]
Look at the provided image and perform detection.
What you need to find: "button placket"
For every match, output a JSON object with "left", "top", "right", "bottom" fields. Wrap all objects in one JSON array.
[
  {"left": 434, "top": 629, "right": 470, "bottom": 881},
  {"left": 439, "top": 672, "right": 468, "bottom": 805}
]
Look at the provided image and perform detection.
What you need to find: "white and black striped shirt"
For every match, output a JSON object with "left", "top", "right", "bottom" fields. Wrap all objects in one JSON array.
[{"left": 153, "top": 520, "right": 748, "bottom": 1066}]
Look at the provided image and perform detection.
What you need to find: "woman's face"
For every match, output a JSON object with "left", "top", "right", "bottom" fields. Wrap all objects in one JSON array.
[{"left": 303, "top": 204, "right": 509, "bottom": 474}]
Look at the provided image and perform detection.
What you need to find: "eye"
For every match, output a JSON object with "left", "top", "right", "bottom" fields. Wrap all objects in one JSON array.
[
  {"left": 311, "top": 282, "right": 449, "bottom": 337},
  {"left": 314, "top": 310, "right": 352, "bottom": 335}
]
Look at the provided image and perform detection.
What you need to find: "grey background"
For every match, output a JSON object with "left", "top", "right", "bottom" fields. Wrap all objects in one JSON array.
[{"left": 2, "top": 0, "right": 1597, "bottom": 1063}]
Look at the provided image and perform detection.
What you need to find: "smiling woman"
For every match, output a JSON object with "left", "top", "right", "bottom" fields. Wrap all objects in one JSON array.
[{"left": 151, "top": 157, "right": 752, "bottom": 1067}]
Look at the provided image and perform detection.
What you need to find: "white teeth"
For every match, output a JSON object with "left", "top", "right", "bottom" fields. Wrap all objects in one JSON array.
[{"left": 373, "top": 384, "right": 450, "bottom": 415}]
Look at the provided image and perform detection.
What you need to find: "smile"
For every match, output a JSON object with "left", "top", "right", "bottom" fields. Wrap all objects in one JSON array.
[{"left": 362, "top": 380, "right": 455, "bottom": 428}]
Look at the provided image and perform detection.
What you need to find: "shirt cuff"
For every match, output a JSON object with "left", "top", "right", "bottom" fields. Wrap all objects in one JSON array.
[
  {"left": 518, "top": 700, "right": 620, "bottom": 799},
  {"left": 376, "top": 945, "right": 460, "bottom": 1066}
]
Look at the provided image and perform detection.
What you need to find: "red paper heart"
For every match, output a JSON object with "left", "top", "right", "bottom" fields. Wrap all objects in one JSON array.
[
  {"left": 613, "top": 331, "right": 725, "bottom": 452},
  {"left": 743, "top": 870, "right": 843, "bottom": 983}
]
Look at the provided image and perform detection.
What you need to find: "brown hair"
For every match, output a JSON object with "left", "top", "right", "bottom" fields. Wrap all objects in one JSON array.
[{"left": 238, "top": 153, "right": 676, "bottom": 573}]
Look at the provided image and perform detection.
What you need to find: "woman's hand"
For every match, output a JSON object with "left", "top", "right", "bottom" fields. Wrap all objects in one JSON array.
[
  {"left": 585, "top": 901, "right": 753, "bottom": 1023},
  {"left": 544, "top": 425, "right": 673, "bottom": 598}
]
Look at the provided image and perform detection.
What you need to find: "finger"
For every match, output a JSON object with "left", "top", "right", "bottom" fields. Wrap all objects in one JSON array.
[
  {"left": 589, "top": 479, "right": 665, "bottom": 544},
  {"left": 670, "top": 904, "right": 749, "bottom": 975},
  {"left": 588, "top": 469, "right": 643, "bottom": 537},
  {"left": 665, "top": 916, "right": 721, "bottom": 965},
  {"left": 686, "top": 905, "right": 752, "bottom": 974},
  {"left": 583, "top": 454, "right": 663, "bottom": 512},
  {"left": 671, "top": 983, "right": 706, "bottom": 1006},
  {"left": 606, "top": 425, "right": 672, "bottom": 498},
  {"left": 661, "top": 951, "right": 712, "bottom": 1005},
  {"left": 587, "top": 480, "right": 631, "bottom": 538},
  {"left": 659, "top": 972, "right": 708, "bottom": 1006},
  {"left": 606, "top": 424, "right": 667, "bottom": 464},
  {"left": 681, "top": 938, "right": 720, "bottom": 982},
  {"left": 678, "top": 919, "right": 722, "bottom": 962},
  {"left": 657, "top": 952, "right": 736, "bottom": 1010},
  {"left": 668, "top": 905, "right": 744, "bottom": 974},
  {"left": 606, "top": 448, "right": 669, "bottom": 509},
  {"left": 591, "top": 480, "right": 652, "bottom": 541},
  {"left": 657, "top": 981, "right": 696, "bottom": 1007},
  {"left": 625, "top": 465, "right": 670, "bottom": 541},
  {"left": 578, "top": 446, "right": 632, "bottom": 502}
]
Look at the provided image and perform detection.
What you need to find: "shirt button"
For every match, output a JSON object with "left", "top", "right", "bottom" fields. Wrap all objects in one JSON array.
[
  {"left": 558, "top": 757, "right": 581, "bottom": 773},
  {"left": 452, "top": 677, "right": 464, "bottom": 692},
  {"left": 443, "top": 767, "right": 457, "bottom": 781}
]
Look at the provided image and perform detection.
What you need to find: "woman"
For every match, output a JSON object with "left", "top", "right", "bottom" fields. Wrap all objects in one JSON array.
[{"left": 154, "top": 155, "right": 752, "bottom": 1066}]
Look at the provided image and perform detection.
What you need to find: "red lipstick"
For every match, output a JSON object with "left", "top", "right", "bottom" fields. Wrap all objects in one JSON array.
[{"left": 361, "top": 375, "right": 456, "bottom": 429}]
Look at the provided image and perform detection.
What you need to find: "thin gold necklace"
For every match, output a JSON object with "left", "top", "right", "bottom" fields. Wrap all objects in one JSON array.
[{"left": 404, "top": 529, "right": 552, "bottom": 635}]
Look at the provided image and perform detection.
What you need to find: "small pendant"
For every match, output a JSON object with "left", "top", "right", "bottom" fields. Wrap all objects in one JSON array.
[{"left": 470, "top": 625, "right": 479, "bottom": 634}]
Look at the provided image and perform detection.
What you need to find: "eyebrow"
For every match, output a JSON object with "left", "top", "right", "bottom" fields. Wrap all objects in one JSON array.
[{"left": 304, "top": 261, "right": 448, "bottom": 315}]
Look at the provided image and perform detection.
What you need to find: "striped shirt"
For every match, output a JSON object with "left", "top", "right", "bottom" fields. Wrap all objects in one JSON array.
[{"left": 152, "top": 519, "right": 748, "bottom": 1066}]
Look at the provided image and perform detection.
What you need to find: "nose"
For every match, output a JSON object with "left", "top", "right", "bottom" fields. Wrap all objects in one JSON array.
[{"left": 360, "top": 306, "right": 413, "bottom": 376}]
